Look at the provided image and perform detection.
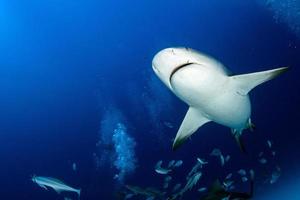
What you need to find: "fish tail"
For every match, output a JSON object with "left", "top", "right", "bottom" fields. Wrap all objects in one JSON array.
[{"left": 77, "top": 189, "right": 81, "bottom": 200}]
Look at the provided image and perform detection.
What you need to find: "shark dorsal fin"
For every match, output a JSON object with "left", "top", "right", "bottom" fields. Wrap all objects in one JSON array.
[
  {"left": 230, "top": 67, "right": 288, "bottom": 95},
  {"left": 172, "top": 107, "right": 211, "bottom": 150}
]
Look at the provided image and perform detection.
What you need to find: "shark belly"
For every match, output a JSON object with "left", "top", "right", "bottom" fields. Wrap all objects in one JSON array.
[
  {"left": 205, "top": 90, "right": 251, "bottom": 130},
  {"left": 171, "top": 65, "right": 251, "bottom": 130}
]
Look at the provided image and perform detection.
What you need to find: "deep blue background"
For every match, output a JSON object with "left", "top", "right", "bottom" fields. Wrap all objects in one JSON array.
[{"left": 0, "top": 0, "right": 299, "bottom": 199}]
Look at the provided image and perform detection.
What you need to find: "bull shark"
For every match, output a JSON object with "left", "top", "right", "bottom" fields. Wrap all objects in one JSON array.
[
  {"left": 152, "top": 47, "right": 288, "bottom": 151},
  {"left": 32, "top": 175, "right": 81, "bottom": 199}
]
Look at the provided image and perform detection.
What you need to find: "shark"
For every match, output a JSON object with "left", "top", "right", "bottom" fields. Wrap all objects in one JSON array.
[
  {"left": 32, "top": 175, "right": 81, "bottom": 199},
  {"left": 152, "top": 47, "right": 288, "bottom": 151}
]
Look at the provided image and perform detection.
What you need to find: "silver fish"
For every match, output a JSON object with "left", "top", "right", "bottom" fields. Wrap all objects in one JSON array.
[
  {"left": 172, "top": 183, "right": 181, "bottom": 192},
  {"left": 197, "top": 157, "right": 208, "bottom": 168},
  {"left": 267, "top": 140, "right": 272, "bottom": 148},
  {"left": 198, "top": 187, "right": 207, "bottom": 192},
  {"left": 155, "top": 168, "right": 171, "bottom": 175},
  {"left": 225, "top": 173, "right": 233, "bottom": 180},
  {"left": 168, "top": 160, "right": 175, "bottom": 168},
  {"left": 32, "top": 175, "right": 81, "bottom": 198},
  {"left": 258, "top": 158, "right": 267, "bottom": 164},
  {"left": 174, "top": 160, "right": 183, "bottom": 167},
  {"left": 241, "top": 176, "right": 248, "bottom": 182},
  {"left": 237, "top": 169, "right": 247, "bottom": 176}
]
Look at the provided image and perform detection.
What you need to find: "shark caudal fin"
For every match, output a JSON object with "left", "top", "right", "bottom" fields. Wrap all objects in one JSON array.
[
  {"left": 172, "top": 107, "right": 211, "bottom": 150},
  {"left": 230, "top": 67, "right": 288, "bottom": 95},
  {"left": 77, "top": 189, "right": 81, "bottom": 200}
]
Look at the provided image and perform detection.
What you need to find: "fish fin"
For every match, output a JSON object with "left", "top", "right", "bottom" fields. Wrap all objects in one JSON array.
[
  {"left": 231, "top": 129, "right": 247, "bottom": 153},
  {"left": 230, "top": 67, "right": 288, "bottom": 95},
  {"left": 37, "top": 183, "right": 48, "bottom": 190},
  {"left": 77, "top": 189, "right": 81, "bottom": 200},
  {"left": 53, "top": 188, "right": 63, "bottom": 194},
  {"left": 173, "top": 107, "right": 210, "bottom": 150}
]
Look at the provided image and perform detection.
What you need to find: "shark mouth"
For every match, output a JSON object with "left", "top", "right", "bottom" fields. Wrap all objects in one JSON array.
[{"left": 169, "top": 62, "right": 195, "bottom": 84}]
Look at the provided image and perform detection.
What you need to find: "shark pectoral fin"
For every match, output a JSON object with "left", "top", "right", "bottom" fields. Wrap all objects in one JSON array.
[
  {"left": 172, "top": 107, "right": 210, "bottom": 150},
  {"left": 230, "top": 67, "right": 288, "bottom": 95}
]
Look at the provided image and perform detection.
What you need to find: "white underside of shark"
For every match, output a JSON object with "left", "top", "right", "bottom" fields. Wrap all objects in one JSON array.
[{"left": 152, "top": 47, "right": 288, "bottom": 151}]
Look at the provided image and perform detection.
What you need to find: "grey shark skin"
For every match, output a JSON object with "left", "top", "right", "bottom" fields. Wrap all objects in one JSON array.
[
  {"left": 152, "top": 47, "right": 288, "bottom": 150},
  {"left": 32, "top": 175, "right": 81, "bottom": 199}
]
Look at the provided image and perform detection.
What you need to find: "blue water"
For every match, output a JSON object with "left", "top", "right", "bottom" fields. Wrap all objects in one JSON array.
[{"left": 0, "top": 0, "right": 299, "bottom": 199}]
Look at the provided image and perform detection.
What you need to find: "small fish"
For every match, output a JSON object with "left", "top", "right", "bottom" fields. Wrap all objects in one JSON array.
[
  {"left": 164, "top": 176, "right": 172, "bottom": 183},
  {"left": 223, "top": 180, "right": 234, "bottom": 189},
  {"left": 270, "top": 167, "right": 281, "bottom": 184},
  {"left": 267, "top": 140, "right": 272, "bottom": 148},
  {"left": 258, "top": 152, "right": 264, "bottom": 157},
  {"left": 198, "top": 187, "right": 207, "bottom": 192},
  {"left": 181, "top": 172, "right": 202, "bottom": 194},
  {"left": 258, "top": 158, "right": 267, "bottom": 164},
  {"left": 125, "top": 185, "right": 164, "bottom": 198},
  {"left": 186, "top": 162, "right": 201, "bottom": 180},
  {"left": 241, "top": 177, "right": 248, "bottom": 182},
  {"left": 168, "top": 160, "right": 175, "bottom": 168},
  {"left": 174, "top": 160, "right": 183, "bottom": 167},
  {"left": 32, "top": 175, "right": 81, "bottom": 198},
  {"left": 220, "top": 155, "right": 225, "bottom": 166},
  {"left": 163, "top": 182, "right": 169, "bottom": 189},
  {"left": 225, "top": 155, "right": 231, "bottom": 162},
  {"left": 237, "top": 169, "right": 247, "bottom": 176},
  {"left": 72, "top": 163, "right": 77, "bottom": 172},
  {"left": 225, "top": 173, "right": 233, "bottom": 180},
  {"left": 113, "top": 174, "right": 119, "bottom": 180},
  {"left": 249, "top": 169, "right": 255, "bottom": 180},
  {"left": 125, "top": 193, "right": 135, "bottom": 199},
  {"left": 155, "top": 160, "right": 172, "bottom": 174},
  {"left": 164, "top": 121, "right": 174, "bottom": 129},
  {"left": 210, "top": 148, "right": 221, "bottom": 157},
  {"left": 155, "top": 160, "right": 163, "bottom": 168},
  {"left": 229, "top": 185, "right": 235, "bottom": 190},
  {"left": 172, "top": 183, "right": 181, "bottom": 192},
  {"left": 155, "top": 168, "right": 171, "bottom": 175},
  {"left": 272, "top": 151, "right": 276, "bottom": 156},
  {"left": 222, "top": 196, "right": 231, "bottom": 200},
  {"left": 197, "top": 157, "right": 208, "bottom": 168}
]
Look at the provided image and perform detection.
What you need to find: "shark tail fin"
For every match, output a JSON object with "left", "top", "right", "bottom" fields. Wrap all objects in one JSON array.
[
  {"left": 77, "top": 189, "right": 81, "bottom": 200},
  {"left": 230, "top": 67, "right": 288, "bottom": 95}
]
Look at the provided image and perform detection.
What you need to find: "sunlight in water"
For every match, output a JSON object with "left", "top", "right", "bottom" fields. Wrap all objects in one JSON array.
[{"left": 259, "top": 0, "right": 300, "bottom": 37}]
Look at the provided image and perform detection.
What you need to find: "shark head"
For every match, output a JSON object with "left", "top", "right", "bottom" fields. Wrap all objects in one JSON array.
[
  {"left": 152, "top": 47, "right": 199, "bottom": 90},
  {"left": 152, "top": 47, "right": 229, "bottom": 92}
]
